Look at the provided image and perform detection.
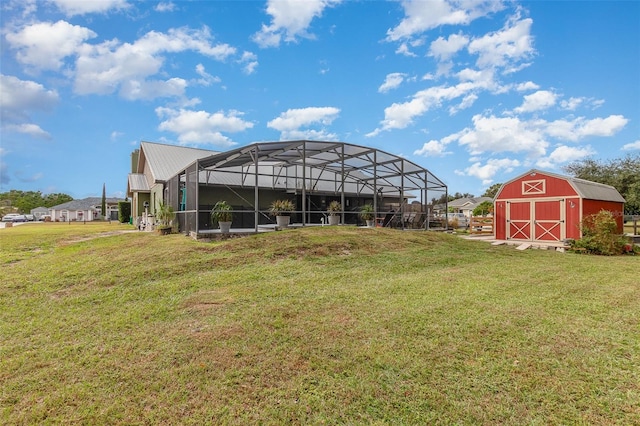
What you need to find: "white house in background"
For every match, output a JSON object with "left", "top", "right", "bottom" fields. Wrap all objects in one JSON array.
[
  {"left": 30, "top": 207, "right": 49, "bottom": 220},
  {"left": 48, "top": 197, "right": 124, "bottom": 222},
  {"left": 448, "top": 196, "right": 493, "bottom": 218}
]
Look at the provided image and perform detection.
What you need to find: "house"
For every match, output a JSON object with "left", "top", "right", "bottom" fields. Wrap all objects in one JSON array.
[
  {"left": 48, "top": 197, "right": 124, "bottom": 222},
  {"left": 128, "top": 140, "right": 448, "bottom": 235},
  {"left": 494, "top": 169, "right": 625, "bottom": 243},
  {"left": 127, "top": 141, "right": 219, "bottom": 226},
  {"left": 448, "top": 196, "right": 494, "bottom": 218},
  {"left": 30, "top": 207, "right": 49, "bottom": 220}
]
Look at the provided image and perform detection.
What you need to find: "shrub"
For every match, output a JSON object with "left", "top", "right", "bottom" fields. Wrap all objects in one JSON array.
[
  {"left": 118, "top": 201, "right": 131, "bottom": 223},
  {"left": 571, "top": 210, "right": 636, "bottom": 255},
  {"left": 269, "top": 199, "right": 295, "bottom": 217},
  {"left": 211, "top": 201, "right": 233, "bottom": 224}
]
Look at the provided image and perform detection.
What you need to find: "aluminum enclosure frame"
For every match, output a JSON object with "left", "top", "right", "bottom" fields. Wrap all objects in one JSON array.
[{"left": 168, "top": 140, "right": 448, "bottom": 234}]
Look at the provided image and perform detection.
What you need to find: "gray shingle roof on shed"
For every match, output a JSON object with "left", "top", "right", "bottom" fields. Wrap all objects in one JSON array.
[
  {"left": 140, "top": 141, "right": 218, "bottom": 182},
  {"left": 569, "top": 176, "right": 625, "bottom": 203}
]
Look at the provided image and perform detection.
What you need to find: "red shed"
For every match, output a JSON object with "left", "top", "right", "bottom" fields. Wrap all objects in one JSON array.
[{"left": 494, "top": 169, "right": 625, "bottom": 243}]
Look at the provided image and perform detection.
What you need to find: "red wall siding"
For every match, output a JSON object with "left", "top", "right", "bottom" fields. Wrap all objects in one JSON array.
[
  {"left": 497, "top": 172, "right": 578, "bottom": 200},
  {"left": 582, "top": 200, "right": 625, "bottom": 232},
  {"left": 565, "top": 197, "right": 581, "bottom": 239},
  {"left": 495, "top": 200, "right": 506, "bottom": 239}
]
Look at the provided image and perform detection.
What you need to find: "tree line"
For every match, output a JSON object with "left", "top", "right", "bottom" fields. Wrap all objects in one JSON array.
[
  {"left": 0, "top": 190, "right": 73, "bottom": 215},
  {"left": 428, "top": 154, "right": 639, "bottom": 215}
]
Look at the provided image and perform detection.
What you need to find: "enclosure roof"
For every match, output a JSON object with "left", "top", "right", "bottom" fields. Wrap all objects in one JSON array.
[{"left": 192, "top": 140, "right": 447, "bottom": 192}]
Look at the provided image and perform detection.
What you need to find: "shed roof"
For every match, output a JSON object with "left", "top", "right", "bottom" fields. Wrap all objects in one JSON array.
[{"left": 498, "top": 169, "right": 625, "bottom": 203}]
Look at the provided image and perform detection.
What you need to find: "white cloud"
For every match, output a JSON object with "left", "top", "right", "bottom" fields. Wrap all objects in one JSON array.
[
  {"left": 387, "top": 0, "right": 505, "bottom": 41},
  {"left": 536, "top": 145, "right": 595, "bottom": 169},
  {"left": 194, "top": 64, "right": 221, "bottom": 86},
  {"left": 515, "top": 81, "right": 539, "bottom": 91},
  {"left": 5, "top": 20, "right": 97, "bottom": 72},
  {"left": 458, "top": 114, "right": 548, "bottom": 157},
  {"left": 395, "top": 42, "right": 417, "bottom": 57},
  {"left": 3, "top": 123, "right": 52, "bottom": 139},
  {"left": 267, "top": 106, "right": 340, "bottom": 140},
  {"left": 156, "top": 107, "right": 254, "bottom": 147},
  {"left": 622, "top": 140, "right": 640, "bottom": 151},
  {"left": 544, "top": 115, "right": 628, "bottom": 141},
  {"left": 74, "top": 27, "right": 236, "bottom": 99},
  {"left": 413, "top": 140, "right": 452, "bottom": 157},
  {"left": 449, "top": 93, "right": 478, "bottom": 115},
  {"left": 378, "top": 73, "right": 406, "bottom": 93},
  {"left": 0, "top": 74, "right": 58, "bottom": 138},
  {"left": 239, "top": 51, "right": 259, "bottom": 74},
  {"left": 514, "top": 90, "right": 557, "bottom": 113},
  {"left": 367, "top": 81, "right": 486, "bottom": 136},
  {"left": 468, "top": 16, "right": 534, "bottom": 71},
  {"left": 155, "top": 2, "right": 176, "bottom": 12},
  {"left": 428, "top": 32, "right": 469, "bottom": 61},
  {"left": 459, "top": 158, "right": 520, "bottom": 185},
  {"left": 48, "top": 0, "right": 130, "bottom": 16},
  {"left": 253, "top": 0, "right": 341, "bottom": 48}
]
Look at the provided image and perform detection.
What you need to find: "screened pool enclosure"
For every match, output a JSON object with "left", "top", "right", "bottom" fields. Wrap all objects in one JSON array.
[{"left": 165, "top": 141, "right": 448, "bottom": 235}]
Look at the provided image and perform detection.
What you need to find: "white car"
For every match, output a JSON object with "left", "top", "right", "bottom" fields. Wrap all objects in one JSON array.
[{"left": 2, "top": 213, "right": 27, "bottom": 222}]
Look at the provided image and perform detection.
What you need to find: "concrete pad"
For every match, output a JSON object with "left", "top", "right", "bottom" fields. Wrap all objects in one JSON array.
[
  {"left": 516, "top": 243, "right": 531, "bottom": 251},
  {"left": 491, "top": 241, "right": 505, "bottom": 246}
]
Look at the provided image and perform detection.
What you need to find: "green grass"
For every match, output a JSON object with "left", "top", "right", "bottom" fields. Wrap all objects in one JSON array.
[{"left": 1, "top": 223, "right": 639, "bottom": 424}]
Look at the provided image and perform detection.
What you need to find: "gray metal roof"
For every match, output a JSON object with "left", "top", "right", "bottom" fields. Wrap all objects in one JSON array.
[
  {"left": 50, "top": 197, "right": 125, "bottom": 210},
  {"left": 140, "top": 141, "right": 218, "bottom": 182},
  {"left": 128, "top": 173, "right": 150, "bottom": 192}
]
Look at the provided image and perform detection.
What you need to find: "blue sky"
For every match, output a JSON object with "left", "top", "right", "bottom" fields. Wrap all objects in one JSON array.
[{"left": 1, "top": 0, "right": 638, "bottom": 200}]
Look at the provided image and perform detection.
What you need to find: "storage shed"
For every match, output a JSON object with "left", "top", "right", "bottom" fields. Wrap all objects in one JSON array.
[{"left": 494, "top": 169, "right": 625, "bottom": 243}]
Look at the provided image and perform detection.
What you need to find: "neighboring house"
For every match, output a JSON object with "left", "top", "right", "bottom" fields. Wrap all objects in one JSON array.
[
  {"left": 30, "top": 207, "right": 49, "bottom": 220},
  {"left": 48, "top": 197, "right": 124, "bottom": 221},
  {"left": 448, "top": 197, "right": 493, "bottom": 218},
  {"left": 494, "top": 169, "right": 625, "bottom": 243}
]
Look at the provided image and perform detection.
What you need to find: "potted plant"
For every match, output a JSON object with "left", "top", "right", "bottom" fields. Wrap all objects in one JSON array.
[
  {"left": 269, "top": 199, "right": 295, "bottom": 228},
  {"left": 211, "top": 201, "right": 233, "bottom": 233},
  {"left": 359, "top": 203, "right": 375, "bottom": 227},
  {"left": 327, "top": 200, "right": 341, "bottom": 225},
  {"left": 155, "top": 202, "right": 175, "bottom": 235}
]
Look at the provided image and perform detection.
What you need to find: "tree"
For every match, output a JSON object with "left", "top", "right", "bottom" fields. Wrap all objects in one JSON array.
[
  {"left": 482, "top": 183, "right": 502, "bottom": 199},
  {"left": 472, "top": 201, "right": 494, "bottom": 216},
  {"left": 563, "top": 154, "right": 640, "bottom": 215},
  {"left": 0, "top": 190, "right": 73, "bottom": 213},
  {"left": 101, "top": 183, "right": 106, "bottom": 220}
]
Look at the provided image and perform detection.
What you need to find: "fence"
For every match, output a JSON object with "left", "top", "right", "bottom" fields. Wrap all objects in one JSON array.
[{"left": 469, "top": 216, "right": 494, "bottom": 235}]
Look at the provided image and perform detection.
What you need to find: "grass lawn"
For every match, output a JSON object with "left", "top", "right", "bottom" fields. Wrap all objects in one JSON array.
[{"left": 1, "top": 223, "right": 638, "bottom": 424}]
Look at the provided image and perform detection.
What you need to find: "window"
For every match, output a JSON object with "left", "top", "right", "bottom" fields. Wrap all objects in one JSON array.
[{"left": 522, "top": 179, "right": 545, "bottom": 195}]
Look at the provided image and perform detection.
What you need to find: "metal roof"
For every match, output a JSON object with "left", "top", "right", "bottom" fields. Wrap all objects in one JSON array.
[
  {"left": 190, "top": 140, "right": 446, "bottom": 196},
  {"left": 140, "top": 141, "right": 218, "bottom": 182},
  {"left": 128, "top": 173, "right": 150, "bottom": 192}
]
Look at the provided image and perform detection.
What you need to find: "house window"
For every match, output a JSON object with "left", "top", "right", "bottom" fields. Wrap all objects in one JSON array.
[{"left": 522, "top": 179, "right": 546, "bottom": 195}]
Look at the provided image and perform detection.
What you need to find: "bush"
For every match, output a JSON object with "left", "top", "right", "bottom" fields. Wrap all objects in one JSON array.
[
  {"left": 571, "top": 210, "right": 636, "bottom": 255},
  {"left": 118, "top": 201, "right": 131, "bottom": 223}
]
